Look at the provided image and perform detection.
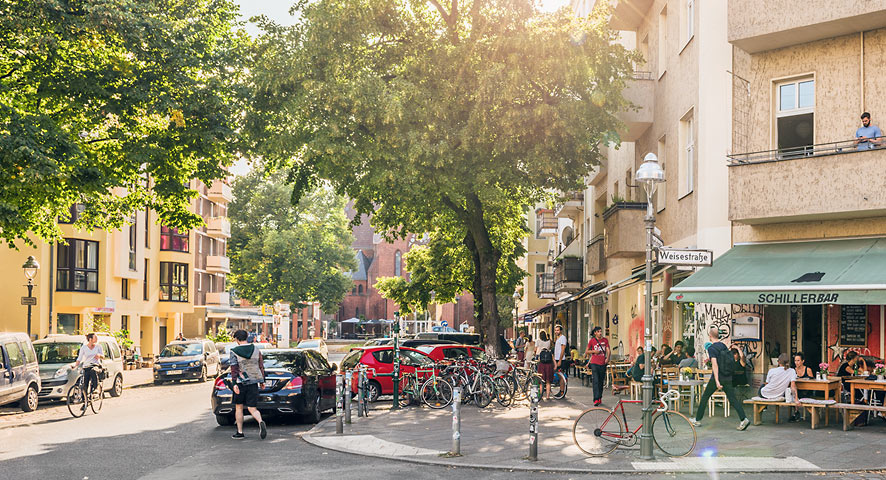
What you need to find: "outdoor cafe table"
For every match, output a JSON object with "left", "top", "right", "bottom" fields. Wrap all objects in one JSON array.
[
  {"left": 793, "top": 378, "right": 841, "bottom": 401},
  {"left": 846, "top": 378, "right": 886, "bottom": 404},
  {"left": 667, "top": 379, "right": 705, "bottom": 413}
]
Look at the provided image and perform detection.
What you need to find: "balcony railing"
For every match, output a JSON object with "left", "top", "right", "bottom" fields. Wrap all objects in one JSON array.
[
  {"left": 206, "top": 217, "right": 231, "bottom": 239},
  {"left": 586, "top": 234, "right": 605, "bottom": 275},
  {"left": 535, "top": 209, "right": 558, "bottom": 237},
  {"left": 208, "top": 180, "right": 233, "bottom": 204},
  {"left": 555, "top": 192, "right": 584, "bottom": 219},
  {"left": 535, "top": 272, "right": 555, "bottom": 299},
  {"left": 728, "top": 136, "right": 886, "bottom": 165},
  {"left": 554, "top": 257, "right": 583, "bottom": 293},
  {"left": 206, "top": 255, "right": 231, "bottom": 274},
  {"left": 603, "top": 202, "right": 647, "bottom": 258},
  {"left": 205, "top": 291, "right": 231, "bottom": 306}
]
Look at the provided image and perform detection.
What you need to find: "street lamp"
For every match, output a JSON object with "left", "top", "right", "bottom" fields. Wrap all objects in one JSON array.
[
  {"left": 513, "top": 290, "right": 521, "bottom": 339},
  {"left": 636, "top": 152, "right": 665, "bottom": 460},
  {"left": 22, "top": 256, "right": 40, "bottom": 339},
  {"left": 426, "top": 290, "right": 436, "bottom": 333}
]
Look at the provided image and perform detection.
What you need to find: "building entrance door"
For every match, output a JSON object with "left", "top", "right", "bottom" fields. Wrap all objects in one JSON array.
[
  {"left": 801, "top": 305, "right": 823, "bottom": 369},
  {"left": 158, "top": 326, "right": 167, "bottom": 349}
]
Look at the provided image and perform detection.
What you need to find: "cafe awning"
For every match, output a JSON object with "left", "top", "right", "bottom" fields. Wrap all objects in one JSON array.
[{"left": 668, "top": 238, "right": 886, "bottom": 305}]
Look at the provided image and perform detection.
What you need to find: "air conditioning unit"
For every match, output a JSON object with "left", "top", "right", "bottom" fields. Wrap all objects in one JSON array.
[{"left": 732, "top": 315, "right": 761, "bottom": 341}]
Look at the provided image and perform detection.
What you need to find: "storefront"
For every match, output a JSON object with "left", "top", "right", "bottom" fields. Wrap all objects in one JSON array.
[{"left": 669, "top": 238, "right": 886, "bottom": 382}]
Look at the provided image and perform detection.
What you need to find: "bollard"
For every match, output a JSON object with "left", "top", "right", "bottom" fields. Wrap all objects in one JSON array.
[
  {"left": 527, "top": 378, "right": 539, "bottom": 461},
  {"left": 335, "top": 373, "right": 344, "bottom": 434},
  {"left": 451, "top": 387, "right": 462, "bottom": 456},
  {"left": 345, "top": 370, "right": 353, "bottom": 424},
  {"left": 357, "top": 368, "right": 365, "bottom": 418}
]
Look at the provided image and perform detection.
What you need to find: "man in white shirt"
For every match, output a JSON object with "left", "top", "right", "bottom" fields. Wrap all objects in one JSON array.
[
  {"left": 552, "top": 324, "right": 568, "bottom": 398},
  {"left": 760, "top": 353, "right": 799, "bottom": 405},
  {"left": 74, "top": 333, "right": 105, "bottom": 395}
]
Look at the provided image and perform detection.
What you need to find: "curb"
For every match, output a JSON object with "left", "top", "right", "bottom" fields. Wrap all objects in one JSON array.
[{"left": 301, "top": 410, "right": 886, "bottom": 475}]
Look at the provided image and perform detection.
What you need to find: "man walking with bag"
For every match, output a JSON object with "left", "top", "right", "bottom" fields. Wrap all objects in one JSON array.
[
  {"left": 691, "top": 327, "right": 750, "bottom": 430},
  {"left": 230, "top": 329, "right": 268, "bottom": 440},
  {"left": 584, "top": 327, "right": 610, "bottom": 406}
]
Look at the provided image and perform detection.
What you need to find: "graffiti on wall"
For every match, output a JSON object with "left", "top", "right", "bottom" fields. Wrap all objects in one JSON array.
[{"left": 692, "top": 304, "right": 763, "bottom": 368}]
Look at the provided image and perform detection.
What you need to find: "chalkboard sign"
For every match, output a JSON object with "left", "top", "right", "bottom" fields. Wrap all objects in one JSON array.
[{"left": 840, "top": 305, "right": 867, "bottom": 347}]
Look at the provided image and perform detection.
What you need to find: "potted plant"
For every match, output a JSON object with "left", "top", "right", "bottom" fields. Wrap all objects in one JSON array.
[
  {"left": 874, "top": 363, "right": 886, "bottom": 381},
  {"left": 818, "top": 362, "right": 829, "bottom": 380},
  {"left": 680, "top": 366, "right": 693, "bottom": 381}
]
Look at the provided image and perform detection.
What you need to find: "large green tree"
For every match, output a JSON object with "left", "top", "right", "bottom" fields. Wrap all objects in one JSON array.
[
  {"left": 228, "top": 170, "right": 356, "bottom": 312},
  {"left": 0, "top": 0, "right": 247, "bottom": 246},
  {"left": 246, "top": 0, "right": 633, "bottom": 354}
]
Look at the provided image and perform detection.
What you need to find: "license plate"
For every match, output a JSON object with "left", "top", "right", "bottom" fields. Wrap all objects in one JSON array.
[{"left": 167, "top": 370, "right": 182, "bottom": 375}]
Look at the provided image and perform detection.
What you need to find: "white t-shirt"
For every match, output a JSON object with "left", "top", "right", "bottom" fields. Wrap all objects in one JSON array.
[
  {"left": 760, "top": 366, "right": 797, "bottom": 399},
  {"left": 554, "top": 335, "right": 567, "bottom": 361},
  {"left": 77, "top": 343, "right": 103, "bottom": 367},
  {"left": 535, "top": 339, "right": 551, "bottom": 356}
]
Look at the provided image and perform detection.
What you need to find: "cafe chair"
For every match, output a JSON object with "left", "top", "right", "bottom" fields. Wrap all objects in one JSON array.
[{"left": 709, "top": 388, "right": 730, "bottom": 417}]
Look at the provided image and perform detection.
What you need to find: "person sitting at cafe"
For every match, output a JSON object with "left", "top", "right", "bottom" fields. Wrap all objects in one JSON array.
[
  {"left": 789, "top": 352, "right": 815, "bottom": 422},
  {"left": 628, "top": 346, "right": 656, "bottom": 382},
  {"left": 838, "top": 351, "right": 866, "bottom": 403},
  {"left": 759, "top": 353, "right": 800, "bottom": 406},
  {"left": 732, "top": 347, "right": 751, "bottom": 387},
  {"left": 678, "top": 347, "right": 698, "bottom": 369},
  {"left": 661, "top": 341, "right": 684, "bottom": 365}
]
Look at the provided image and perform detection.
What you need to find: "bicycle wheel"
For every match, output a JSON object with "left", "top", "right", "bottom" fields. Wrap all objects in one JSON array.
[
  {"left": 551, "top": 372, "right": 568, "bottom": 400},
  {"left": 420, "top": 377, "right": 453, "bottom": 409},
  {"left": 90, "top": 381, "right": 104, "bottom": 414},
  {"left": 572, "top": 407, "right": 624, "bottom": 456},
  {"left": 494, "top": 377, "right": 513, "bottom": 407},
  {"left": 652, "top": 411, "right": 696, "bottom": 457},
  {"left": 66, "top": 383, "right": 87, "bottom": 418},
  {"left": 397, "top": 375, "right": 415, "bottom": 408},
  {"left": 474, "top": 376, "right": 495, "bottom": 408}
]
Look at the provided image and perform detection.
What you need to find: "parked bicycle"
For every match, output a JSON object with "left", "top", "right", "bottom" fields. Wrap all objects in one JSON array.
[
  {"left": 445, "top": 361, "right": 494, "bottom": 408},
  {"left": 67, "top": 365, "right": 106, "bottom": 418},
  {"left": 419, "top": 365, "right": 454, "bottom": 409},
  {"left": 572, "top": 389, "right": 696, "bottom": 457}
]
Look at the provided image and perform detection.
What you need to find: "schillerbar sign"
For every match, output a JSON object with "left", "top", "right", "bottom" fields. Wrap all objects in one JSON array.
[
  {"left": 757, "top": 293, "right": 839, "bottom": 304},
  {"left": 656, "top": 248, "right": 713, "bottom": 267}
]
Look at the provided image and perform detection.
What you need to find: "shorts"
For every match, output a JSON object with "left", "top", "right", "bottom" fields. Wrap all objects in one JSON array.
[
  {"left": 538, "top": 362, "right": 554, "bottom": 384},
  {"left": 233, "top": 383, "right": 260, "bottom": 407}
]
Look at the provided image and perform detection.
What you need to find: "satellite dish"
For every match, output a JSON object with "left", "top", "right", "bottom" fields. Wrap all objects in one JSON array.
[{"left": 562, "top": 226, "right": 574, "bottom": 245}]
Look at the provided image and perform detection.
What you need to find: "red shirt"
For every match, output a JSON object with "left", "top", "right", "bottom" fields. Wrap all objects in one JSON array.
[{"left": 586, "top": 337, "right": 609, "bottom": 365}]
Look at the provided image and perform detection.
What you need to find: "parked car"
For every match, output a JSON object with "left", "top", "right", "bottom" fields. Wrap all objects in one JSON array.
[
  {"left": 153, "top": 340, "right": 221, "bottom": 384},
  {"left": 414, "top": 344, "right": 487, "bottom": 363},
  {"left": 363, "top": 338, "right": 394, "bottom": 347},
  {"left": 211, "top": 348, "right": 337, "bottom": 425},
  {"left": 414, "top": 332, "right": 481, "bottom": 346},
  {"left": 339, "top": 346, "right": 435, "bottom": 402},
  {"left": 0, "top": 333, "right": 41, "bottom": 412},
  {"left": 215, "top": 342, "right": 237, "bottom": 371},
  {"left": 33, "top": 333, "right": 125, "bottom": 401},
  {"left": 295, "top": 338, "right": 328, "bottom": 360},
  {"left": 399, "top": 339, "right": 457, "bottom": 349}
]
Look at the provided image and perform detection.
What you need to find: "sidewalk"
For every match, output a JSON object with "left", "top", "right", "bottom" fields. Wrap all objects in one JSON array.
[
  {"left": 304, "top": 381, "right": 886, "bottom": 473},
  {"left": 123, "top": 367, "right": 155, "bottom": 389}
]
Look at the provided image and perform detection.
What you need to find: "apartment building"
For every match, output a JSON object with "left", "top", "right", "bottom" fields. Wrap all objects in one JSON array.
[
  {"left": 671, "top": 2, "right": 886, "bottom": 374},
  {"left": 0, "top": 179, "right": 232, "bottom": 357}
]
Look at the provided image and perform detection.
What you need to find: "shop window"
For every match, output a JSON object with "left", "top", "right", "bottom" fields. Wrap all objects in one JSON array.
[{"left": 57, "top": 314, "right": 79, "bottom": 334}]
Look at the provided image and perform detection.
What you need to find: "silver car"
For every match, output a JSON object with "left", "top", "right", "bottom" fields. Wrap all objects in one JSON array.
[{"left": 33, "top": 334, "right": 125, "bottom": 401}]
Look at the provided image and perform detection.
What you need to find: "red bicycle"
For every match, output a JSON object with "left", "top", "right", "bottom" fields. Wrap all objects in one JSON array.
[{"left": 572, "top": 390, "right": 696, "bottom": 457}]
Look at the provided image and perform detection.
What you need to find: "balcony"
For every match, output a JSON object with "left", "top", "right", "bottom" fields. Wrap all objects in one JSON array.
[
  {"left": 208, "top": 180, "right": 233, "bottom": 204},
  {"left": 205, "top": 291, "right": 231, "bottom": 306},
  {"left": 586, "top": 235, "right": 605, "bottom": 275},
  {"left": 555, "top": 192, "right": 584, "bottom": 220},
  {"left": 617, "top": 73, "right": 654, "bottom": 142},
  {"left": 206, "top": 217, "right": 231, "bottom": 239},
  {"left": 729, "top": 0, "right": 886, "bottom": 53},
  {"left": 602, "top": 202, "right": 647, "bottom": 258},
  {"left": 604, "top": 0, "right": 655, "bottom": 31},
  {"left": 728, "top": 139, "right": 886, "bottom": 225},
  {"left": 206, "top": 255, "right": 231, "bottom": 274},
  {"left": 535, "top": 208, "right": 558, "bottom": 237},
  {"left": 554, "top": 257, "right": 583, "bottom": 293},
  {"left": 536, "top": 272, "right": 556, "bottom": 299}
]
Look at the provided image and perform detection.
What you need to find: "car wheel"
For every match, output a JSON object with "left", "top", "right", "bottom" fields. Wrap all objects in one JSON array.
[
  {"left": 367, "top": 381, "right": 381, "bottom": 403},
  {"left": 20, "top": 385, "right": 38, "bottom": 412},
  {"left": 110, "top": 374, "right": 124, "bottom": 397},
  {"left": 199, "top": 366, "right": 207, "bottom": 382},
  {"left": 153, "top": 380, "right": 163, "bottom": 386},
  {"left": 303, "top": 395, "right": 322, "bottom": 424},
  {"left": 215, "top": 414, "right": 234, "bottom": 426}
]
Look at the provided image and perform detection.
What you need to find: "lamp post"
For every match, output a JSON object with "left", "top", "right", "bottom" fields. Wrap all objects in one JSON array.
[
  {"left": 454, "top": 295, "right": 461, "bottom": 332},
  {"left": 635, "top": 152, "right": 665, "bottom": 461},
  {"left": 22, "top": 256, "right": 40, "bottom": 340},
  {"left": 513, "top": 290, "right": 521, "bottom": 339}
]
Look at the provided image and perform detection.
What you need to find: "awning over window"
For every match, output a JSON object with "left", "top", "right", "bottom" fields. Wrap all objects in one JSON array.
[
  {"left": 668, "top": 238, "right": 886, "bottom": 305},
  {"left": 525, "top": 281, "right": 607, "bottom": 320}
]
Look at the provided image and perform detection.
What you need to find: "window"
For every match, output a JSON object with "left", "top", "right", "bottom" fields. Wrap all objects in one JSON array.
[
  {"left": 160, "top": 262, "right": 188, "bottom": 302},
  {"left": 680, "top": 0, "right": 694, "bottom": 48},
  {"left": 679, "top": 110, "right": 695, "bottom": 198},
  {"left": 534, "top": 262, "right": 546, "bottom": 292},
  {"left": 371, "top": 349, "right": 393, "bottom": 364},
  {"left": 355, "top": 307, "right": 360, "bottom": 317},
  {"left": 109, "top": 342, "right": 121, "bottom": 359},
  {"left": 144, "top": 208, "right": 150, "bottom": 248},
  {"left": 57, "top": 314, "right": 79, "bottom": 334},
  {"left": 358, "top": 284, "right": 363, "bottom": 295},
  {"left": 59, "top": 204, "right": 86, "bottom": 224},
  {"left": 4, "top": 343, "right": 23, "bottom": 367},
  {"left": 57, "top": 239, "right": 99, "bottom": 292},
  {"left": 20, "top": 341, "right": 36, "bottom": 364},
  {"left": 352, "top": 287, "right": 357, "bottom": 295},
  {"left": 776, "top": 78, "right": 814, "bottom": 152},
  {"left": 394, "top": 251, "right": 402, "bottom": 277},
  {"left": 143, "top": 259, "right": 149, "bottom": 300},
  {"left": 656, "top": 136, "right": 667, "bottom": 212},
  {"left": 658, "top": 5, "right": 668, "bottom": 78},
  {"left": 128, "top": 215, "right": 137, "bottom": 271},
  {"left": 121, "top": 278, "right": 130, "bottom": 300},
  {"left": 121, "top": 315, "right": 129, "bottom": 332},
  {"left": 160, "top": 226, "right": 189, "bottom": 252}
]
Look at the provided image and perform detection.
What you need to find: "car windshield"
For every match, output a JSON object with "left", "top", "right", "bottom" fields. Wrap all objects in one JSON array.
[
  {"left": 399, "top": 350, "right": 434, "bottom": 366},
  {"left": 160, "top": 343, "right": 203, "bottom": 357},
  {"left": 34, "top": 342, "right": 80, "bottom": 364},
  {"left": 298, "top": 340, "right": 319, "bottom": 349},
  {"left": 341, "top": 350, "right": 362, "bottom": 370},
  {"left": 263, "top": 352, "right": 305, "bottom": 372},
  {"left": 471, "top": 349, "right": 488, "bottom": 362}
]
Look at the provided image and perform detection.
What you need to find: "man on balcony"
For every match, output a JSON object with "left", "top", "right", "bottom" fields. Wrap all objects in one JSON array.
[{"left": 855, "top": 112, "right": 882, "bottom": 150}]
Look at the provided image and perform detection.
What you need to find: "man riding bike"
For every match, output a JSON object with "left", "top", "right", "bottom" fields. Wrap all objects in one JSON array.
[{"left": 73, "top": 333, "right": 105, "bottom": 398}]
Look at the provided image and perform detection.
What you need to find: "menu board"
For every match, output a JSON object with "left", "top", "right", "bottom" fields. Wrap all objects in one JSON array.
[{"left": 840, "top": 305, "right": 867, "bottom": 347}]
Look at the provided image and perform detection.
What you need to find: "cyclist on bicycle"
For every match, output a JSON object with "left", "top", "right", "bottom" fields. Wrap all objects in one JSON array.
[{"left": 73, "top": 333, "right": 105, "bottom": 396}]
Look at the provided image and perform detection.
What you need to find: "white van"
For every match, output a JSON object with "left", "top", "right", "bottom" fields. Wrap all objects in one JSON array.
[{"left": 33, "top": 333, "right": 125, "bottom": 401}]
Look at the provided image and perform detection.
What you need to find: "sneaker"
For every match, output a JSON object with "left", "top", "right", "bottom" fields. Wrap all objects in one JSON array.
[
  {"left": 259, "top": 421, "right": 267, "bottom": 440},
  {"left": 788, "top": 413, "right": 800, "bottom": 423},
  {"left": 593, "top": 400, "right": 602, "bottom": 406},
  {"left": 689, "top": 419, "right": 701, "bottom": 427},
  {"left": 737, "top": 418, "right": 750, "bottom": 431},
  {"left": 232, "top": 432, "right": 245, "bottom": 439}
]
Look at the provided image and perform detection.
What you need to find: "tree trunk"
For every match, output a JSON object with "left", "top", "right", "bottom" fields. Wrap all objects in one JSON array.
[{"left": 463, "top": 200, "right": 502, "bottom": 357}]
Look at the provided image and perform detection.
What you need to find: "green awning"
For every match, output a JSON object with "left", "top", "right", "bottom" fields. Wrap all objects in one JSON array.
[{"left": 668, "top": 238, "right": 886, "bottom": 305}]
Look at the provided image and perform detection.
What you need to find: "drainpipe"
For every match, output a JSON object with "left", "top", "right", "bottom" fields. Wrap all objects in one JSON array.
[
  {"left": 860, "top": 31, "right": 865, "bottom": 112},
  {"left": 48, "top": 242, "right": 54, "bottom": 335}
]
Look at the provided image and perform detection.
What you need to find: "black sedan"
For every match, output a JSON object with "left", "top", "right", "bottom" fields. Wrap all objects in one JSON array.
[{"left": 211, "top": 349, "right": 337, "bottom": 425}]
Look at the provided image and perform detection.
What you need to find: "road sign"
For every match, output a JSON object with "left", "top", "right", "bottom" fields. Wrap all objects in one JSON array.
[
  {"left": 21, "top": 296, "right": 36, "bottom": 306},
  {"left": 656, "top": 248, "right": 713, "bottom": 267},
  {"left": 441, "top": 321, "right": 448, "bottom": 328}
]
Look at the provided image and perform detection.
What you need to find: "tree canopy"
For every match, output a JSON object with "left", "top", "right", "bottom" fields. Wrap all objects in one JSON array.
[
  {"left": 246, "top": 0, "right": 634, "bottom": 354},
  {"left": 228, "top": 170, "right": 356, "bottom": 312},
  {"left": 0, "top": 0, "right": 247, "bottom": 246}
]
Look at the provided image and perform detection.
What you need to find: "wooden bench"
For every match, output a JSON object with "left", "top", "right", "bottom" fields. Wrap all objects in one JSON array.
[
  {"left": 833, "top": 403, "right": 886, "bottom": 431},
  {"left": 742, "top": 399, "right": 833, "bottom": 429}
]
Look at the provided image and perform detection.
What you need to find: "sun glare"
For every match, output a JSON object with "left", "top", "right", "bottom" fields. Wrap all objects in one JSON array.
[{"left": 538, "top": 0, "right": 572, "bottom": 13}]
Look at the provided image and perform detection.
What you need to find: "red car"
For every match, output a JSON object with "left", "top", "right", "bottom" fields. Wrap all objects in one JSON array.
[
  {"left": 340, "top": 346, "right": 436, "bottom": 402},
  {"left": 414, "top": 344, "right": 487, "bottom": 363}
]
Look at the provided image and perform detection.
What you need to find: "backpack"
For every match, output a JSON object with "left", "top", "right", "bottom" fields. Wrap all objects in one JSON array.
[
  {"left": 715, "top": 344, "right": 736, "bottom": 377},
  {"left": 539, "top": 348, "right": 554, "bottom": 364}
]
